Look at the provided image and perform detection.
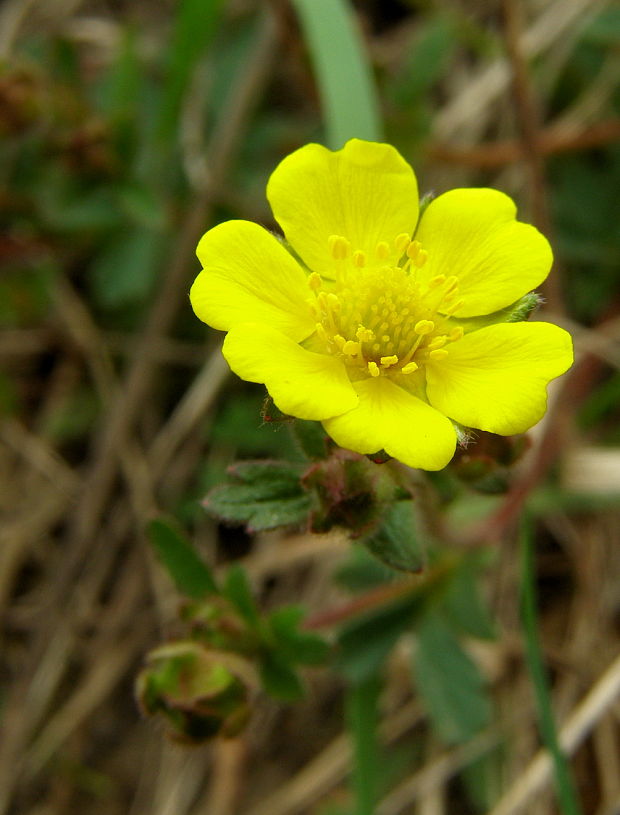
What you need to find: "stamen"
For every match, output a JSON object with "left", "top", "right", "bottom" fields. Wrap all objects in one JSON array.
[
  {"left": 428, "top": 335, "right": 448, "bottom": 350},
  {"left": 315, "top": 323, "right": 327, "bottom": 342},
  {"left": 308, "top": 272, "right": 322, "bottom": 291},
  {"left": 380, "top": 355, "right": 398, "bottom": 368},
  {"left": 444, "top": 299, "right": 465, "bottom": 316},
  {"left": 429, "top": 348, "right": 449, "bottom": 361},
  {"left": 406, "top": 240, "right": 422, "bottom": 260},
  {"left": 394, "top": 233, "right": 411, "bottom": 255},
  {"left": 356, "top": 326, "right": 375, "bottom": 343},
  {"left": 352, "top": 250, "right": 366, "bottom": 268},
  {"left": 326, "top": 293, "right": 341, "bottom": 311},
  {"left": 333, "top": 334, "right": 346, "bottom": 350},
  {"left": 368, "top": 361, "right": 380, "bottom": 377},
  {"left": 401, "top": 361, "right": 419, "bottom": 375},
  {"left": 413, "top": 249, "right": 428, "bottom": 268},
  {"left": 449, "top": 327, "right": 464, "bottom": 342},
  {"left": 429, "top": 275, "right": 446, "bottom": 289},
  {"left": 375, "top": 241, "right": 390, "bottom": 260},
  {"left": 414, "top": 319, "right": 435, "bottom": 335},
  {"left": 328, "top": 234, "right": 350, "bottom": 260},
  {"left": 343, "top": 340, "right": 360, "bottom": 356}
]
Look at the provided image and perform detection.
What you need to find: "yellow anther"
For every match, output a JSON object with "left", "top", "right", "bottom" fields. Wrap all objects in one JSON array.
[
  {"left": 315, "top": 323, "right": 327, "bottom": 342},
  {"left": 406, "top": 239, "right": 422, "bottom": 259},
  {"left": 429, "top": 348, "right": 449, "bottom": 361},
  {"left": 394, "top": 233, "right": 411, "bottom": 254},
  {"left": 429, "top": 275, "right": 446, "bottom": 289},
  {"left": 376, "top": 241, "right": 390, "bottom": 259},
  {"left": 414, "top": 319, "right": 435, "bottom": 335},
  {"left": 333, "top": 334, "right": 346, "bottom": 350},
  {"left": 343, "top": 340, "right": 360, "bottom": 356},
  {"left": 380, "top": 355, "right": 398, "bottom": 368},
  {"left": 428, "top": 335, "right": 448, "bottom": 350},
  {"left": 444, "top": 275, "right": 459, "bottom": 293},
  {"left": 326, "top": 292, "right": 341, "bottom": 311},
  {"left": 413, "top": 249, "right": 428, "bottom": 268},
  {"left": 352, "top": 249, "right": 366, "bottom": 268},
  {"left": 356, "top": 326, "right": 375, "bottom": 343},
  {"left": 401, "top": 361, "right": 419, "bottom": 375},
  {"left": 306, "top": 297, "right": 320, "bottom": 317},
  {"left": 382, "top": 335, "right": 390, "bottom": 343},
  {"left": 368, "top": 361, "right": 380, "bottom": 377},
  {"left": 328, "top": 234, "right": 350, "bottom": 260},
  {"left": 449, "top": 326, "right": 464, "bottom": 342},
  {"left": 308, "top": 272, "right": 322, "bottom": 291}
]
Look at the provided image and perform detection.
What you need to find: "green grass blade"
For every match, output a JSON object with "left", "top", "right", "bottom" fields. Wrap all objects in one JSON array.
[
  {"left": 345, "top": 676, "right": 381, "bottom": 815},
  {"left": 291, "top": 0, "right": 383, "bottom": 148},
  {"left": 520, "top": 516, "right": 583, "bottom": 815}
]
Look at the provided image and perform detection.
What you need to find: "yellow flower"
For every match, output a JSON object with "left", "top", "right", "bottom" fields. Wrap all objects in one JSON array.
[{"left": 190, "top": 139, "right": 573, "bottom": 471}]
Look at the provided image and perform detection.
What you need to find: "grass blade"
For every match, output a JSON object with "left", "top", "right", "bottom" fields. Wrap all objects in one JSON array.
[
  {"left": 345, "top": 676, "right": 381, "bottom": 815},
  {"left": 291, "top": 0, "right": 383, "bottom": 148},
  {"left": 520, "top": 516, "right": 583, "bottom": 815}
]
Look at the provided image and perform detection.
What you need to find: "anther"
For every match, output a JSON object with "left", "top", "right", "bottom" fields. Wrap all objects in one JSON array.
[
  {"left": 356, "top": 326, "right": 375, "bottom": 343},
  {"left": 406, "top": 240, "right": 422, "bottom": 260},
  {"left": 375, "top": 241, "right": 390, "bottom": 260},
  {"left": 328, "top": 234, "right": 350, "bottom": 260},
  {"left": 445, "top": 299, "right": 465, "bottom": 316},
  {"left": 428, "top": 336, "right": 447, "bottom": 350},
  {"left": 308, "top": 272, "right": 322, "bottom": 291},
  {"left": 368, "top": 361, "right": 380, "bottom": 377},
  {"left": 444, "top": 275, "right": 459, "bottom": 294},
  {"left": 326, "top": 293, "right": 341, "bottom": 311},
  {"left": 394, "top": 233, "right": 411, "bottom": 255},
  {"left": 352, "top": 250, "right": 366, "bottom": 268},
  {"left": 449, "top": 327, "right": 464, "bottom": 341},
  {"left": 414, "top": 319, "right": 435, "bottom": 335},
  {"left": 380, "top": 355, "right": 398, "bottom": 368},
  {"left": 429, "top": 348, "right": 449, "bottom": 361},
  {"left": 401, "top": 361, "right": 419, "bottom": 375},
  {"left": 413, "top": 249, "right": 428, "bottom": 268},
  {"left": 343, "top": 340, "right": 360, "bottom": 356},
  {"left": 429, "top": 275, "right": 446, "bottom": 289}
]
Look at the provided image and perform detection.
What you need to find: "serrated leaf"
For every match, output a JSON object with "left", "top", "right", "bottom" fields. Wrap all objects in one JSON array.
[
  {"left": 147, "top": 518, "right": 217, "bottom": 599},
  {"left": 363, "top": 501, "right": 426, "bottom": 573},
  {"left": 413, "top": 613, "right": 491, "bottom": 743},
  {"left": 260, "top": 652, "right": 304, "bottom": 701},
  {"left": 223, "top": 565, "right": 260, "bottom": 628},
  {"left": 203, "top": 460, "right": 312, "bottom": 532},
  {"left": 267, "top": 606, "right": 329, "bottom": 665}
]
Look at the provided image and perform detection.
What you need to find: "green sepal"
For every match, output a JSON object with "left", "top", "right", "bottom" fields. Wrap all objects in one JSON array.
[
  {"left": 291, "top": 418, "right": 331, "bottom": 460},
  {"left": 266, "top": 606, "right": 330, "bottom": 665},
  {"left": 455, "top": 292, "right": 542, "bottom": 334},
  {"left": 362, "top": 500, "right": 427, "bottom": 573}
]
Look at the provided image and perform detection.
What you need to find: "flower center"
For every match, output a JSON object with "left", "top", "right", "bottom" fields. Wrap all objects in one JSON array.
[{"left": 307, "top": 233, "right": 464, "bottom": 379}]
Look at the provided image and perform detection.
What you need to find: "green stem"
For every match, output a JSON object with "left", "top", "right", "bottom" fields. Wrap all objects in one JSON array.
[
  {"left": 520, "top": 516, "right": 583, "bottom": 815},
  {"left": 345, "top": 676, "right": 381, "bottom": 815}
]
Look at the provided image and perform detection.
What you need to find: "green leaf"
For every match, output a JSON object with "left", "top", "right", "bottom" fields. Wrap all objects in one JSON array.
[
  {"left": 346, "top": 676, "right": 382, "bottom": 815},
  {"left": 203, "top": 460, "right": 312, "bottom": 532},
  {"left": 267, "top": 606, "right": 329, "bottom": 665},
  {"left": 391, "top": 15, "right": 456, "bottom": 104},
  {"left": 337, "top": 590, "right": 428, "bottom": 682},
  {"left": 443, "top": 555, "right": 496, "bottom": 640},
  {"left": 413, "top": 613, "right": 491, "bottom": 743},
  {"left": 363, "top": 501, "right": 427, "bottom": 573},
  {"left": 335, "top": 545, "right": 397, "bottom": 593},
  {"left": 147, "top": 519, "right": 217, "bottom": 599},
  {"left": 260, "top": 652, "right": 304, "bottom": 701},
  {"left": 291, "top": 0, "right": 382, "bottom": 148},
  {"left": 223, "top": 565, "right": 260, "bottom": 628}
]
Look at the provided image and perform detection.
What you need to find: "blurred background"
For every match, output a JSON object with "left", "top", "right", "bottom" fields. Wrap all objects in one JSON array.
[{"left": 1, "top": 0, "right": 619, "bottom": 813}]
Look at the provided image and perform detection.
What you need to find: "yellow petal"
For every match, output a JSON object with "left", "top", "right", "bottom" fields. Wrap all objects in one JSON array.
[
  {"left": 222, "top": 323, "right": 358, "bottom": 421},
  {"left": 323, "top": 377, "right": 456, "bottom": 471},
  {"left": 191, "top": 220, "right": 315, "bottom": 342},
  {"left": 267, "top": 139, "right": 419, "bottom": 278},
  {"left": 415, "top": 189, "right": 552, "bottom": 318},
  {"left": 426, "top": 322, "right": 573, "bottom": 434}
]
